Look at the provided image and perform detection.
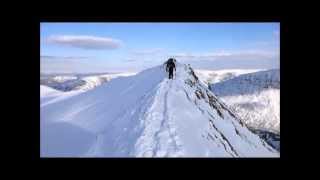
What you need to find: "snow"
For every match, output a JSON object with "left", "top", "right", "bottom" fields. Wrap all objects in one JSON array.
[
  {"left": 75, "top": 72, "right": 136, "bottom": 91},
  {"left": 217, "top": 89, "right": 280, "bottom": 134},
  {"left": 211, "top": 69, "right": 280, "bottom": 134},
  {"left": 41, "top": 72, "right": 137, "bottom": 92},
  {"left": 194, "top": 69, "right": 264, "bottom": 85},
  {"left": 52, "top": 76, "right": 77, "bottom": 83},
  {"left": 40, "top": 85, "right": 61, "bottom": 97},
  {"left": 40, "top": 85, "right": 64, "bottom": 106},
  {"left": 40, "top": 85, "right": 85, "bottom": 107},
  {"left": 41, "top": 63, "right": 279, "bottom": 157}
]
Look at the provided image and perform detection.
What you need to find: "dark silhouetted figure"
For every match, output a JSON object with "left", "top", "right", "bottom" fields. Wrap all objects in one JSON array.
[{"left": 165, "top": 58, "right": 176, "bottom": 79}]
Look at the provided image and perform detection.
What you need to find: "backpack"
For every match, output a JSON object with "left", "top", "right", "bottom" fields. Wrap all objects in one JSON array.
[{"left": 166, "top": 60, "right": 175, "bottom": 70}]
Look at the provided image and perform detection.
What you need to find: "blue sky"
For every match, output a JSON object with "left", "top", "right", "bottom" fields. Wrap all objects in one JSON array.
[{"left": 40, "top": 23, "right": 280, "bottom": 73}]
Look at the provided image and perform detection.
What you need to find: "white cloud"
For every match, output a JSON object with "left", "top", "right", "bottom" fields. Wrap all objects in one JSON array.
[{"left": 46, "top": 35, "right": 122, "bottom": 50}]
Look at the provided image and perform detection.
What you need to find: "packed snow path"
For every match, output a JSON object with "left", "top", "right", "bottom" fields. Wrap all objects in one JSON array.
[
  {"left": 133, "top": 79, "right": 184, "bottom": 157},
  {"left": 41, "top": 63, "right": 279, "bottom": 157}
]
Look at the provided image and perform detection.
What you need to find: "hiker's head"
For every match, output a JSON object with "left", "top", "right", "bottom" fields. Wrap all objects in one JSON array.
[{"left": 167, "top": 58, "right": 176, "bottom": 63}]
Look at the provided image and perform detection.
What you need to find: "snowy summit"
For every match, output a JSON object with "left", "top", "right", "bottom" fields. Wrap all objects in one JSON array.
[{"left": 41, "top": 62, "right": 279, "bottom": 157}]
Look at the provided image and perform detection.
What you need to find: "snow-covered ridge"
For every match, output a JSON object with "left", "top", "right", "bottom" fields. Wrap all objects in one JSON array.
[
  {"left": 40, "top": 85, "right": 84, "bottom": 107},
  {"left": 210, "top": 69, "right": 280, "bottom": 148},
  {"left": 194, "top": 69, "right": 264, "bottom": 85},
  {"left": 52, "top": 76, "right": 77, "bottom": 83},
  {"left": 211, "top": 69, "right": 280, "bottom": 96},
  {"left": 77, "top": 72, "right": 136, "bottom": 91},
  {"left": 41, "top": 63, "right": 278, "bottom": 157},
  {"left": 40, "top": 85, "right": 61, "bottom": 97},
  {"left": 40, "top": 72, "right": 137, "bottom": 92},
  {"left": 250, "top": 129, "right": 280, "bottom": 152}
]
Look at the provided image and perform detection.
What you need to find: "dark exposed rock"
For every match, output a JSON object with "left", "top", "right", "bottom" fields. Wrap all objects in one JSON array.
[{"left": 206, "top": 91, "right": 224, "bottom": 118}]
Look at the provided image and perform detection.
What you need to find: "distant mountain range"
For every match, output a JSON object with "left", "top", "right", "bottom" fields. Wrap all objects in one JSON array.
[
  {"left": 208, "top": 69, "right": 280, "bottom": 151},
  {"left": 41, "top": 72, "right": 136, "bottom": 92}
]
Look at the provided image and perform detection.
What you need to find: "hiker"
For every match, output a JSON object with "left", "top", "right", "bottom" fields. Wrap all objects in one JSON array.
[{"left": 165, "top": 58, "right": 176, "bottom": 79}]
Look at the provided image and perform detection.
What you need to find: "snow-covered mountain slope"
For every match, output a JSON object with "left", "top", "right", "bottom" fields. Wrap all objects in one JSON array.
[
  {"left": 211, "top": 69, "right": 280, "bottom": 96},
  {"left": 74, "top": 73, "right": 136, "bottom": 91},
  {"left": 194, "top": 69, "right": 263, "bottom": 85},
  {"left": 40, "top": 85, "right": 61, "bottom": 97},
  {"left": 207, "top": 69, "right": 280, "bottom": 151},
  {"left": 41, "top": 63, "right": 278, "bottom": 157},
  {"left": 41, "top": 77, "right": 86, "bottom": 91},
  {"left": 40, "top": 72, "right": 136, "bottom": 92},
  {"left": 52, "top": 76, "right": 77, "bottom": 82},
  {"left": 40, "top": 85, "right": 64, "bottom": 106},
  {"left": 41, "top": 85, "right": 82, "bottom": 108},
  {"left": 250, "top": 129, "right": 280, "bottom": 152},
  {"left": 211, "top": 69, "right": 280, "bottom": 134}
]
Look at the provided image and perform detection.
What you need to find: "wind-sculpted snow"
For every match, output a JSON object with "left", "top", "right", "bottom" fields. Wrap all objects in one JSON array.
[
  {"left": 41, "top": 63, "right": 279, "bottom": 157},
  {"left": 40, "top": 85, "right": 84, "bottom": 107}
]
